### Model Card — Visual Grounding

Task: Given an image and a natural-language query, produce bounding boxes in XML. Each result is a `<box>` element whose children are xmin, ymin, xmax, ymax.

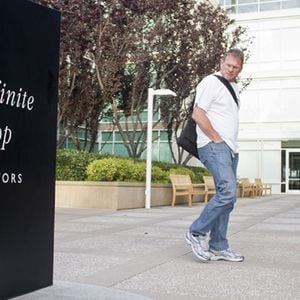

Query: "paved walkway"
<box><xmin>14</xmin><ymin>195</ymin><xmax>300</xmax><ymax>300</ymax></box>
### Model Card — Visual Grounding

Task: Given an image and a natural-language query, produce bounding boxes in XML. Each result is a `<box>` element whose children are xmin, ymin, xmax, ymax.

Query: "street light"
<box><xmin>145</xmin><ymin>88</ymin><xmax>177</xmax><ymax>209</ymax></box>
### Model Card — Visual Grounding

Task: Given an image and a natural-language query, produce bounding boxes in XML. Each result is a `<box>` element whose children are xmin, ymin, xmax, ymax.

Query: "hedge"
<box><xmin>56</xmin><ymin>149</ymin><xmax>209</xmax><ymax>183</ymax></box>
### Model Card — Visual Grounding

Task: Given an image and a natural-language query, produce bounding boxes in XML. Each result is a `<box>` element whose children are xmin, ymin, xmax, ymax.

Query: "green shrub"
<box><xmin>56</xmin><ymin>149</ymin><xmax>99</xmax><ymax>180</ymax></box>
<box><xmin>169</xmin><ymin>167</ymin><xmax>196</xmax><ymax>182</ymax></box>
<box><xmin>86</xmin><ymin>159</ymin><xmax>169</xmax><ymax>183</ymax></box>
<box><xmin>87</xmin><ymin>158</ymin><xmax>139</xmax><ymax>181</ymax></box>
<box><xmin>152</xmin><ymin>161</ymin><xmax>182</xmax><ymax>171</ymax></box>
<box><xmin>188</xmin><ymin>166</ymin><xmax>211</xmax><ymax>183</ymax></box>
<box><xmin>152</xmin><ymin>166</ymin><xmax>169</xmax><ymax>183</ymax></box>
<box><xmin>130</xmin><ymin>162</ymin><xmax>146</xmax><ymax>182</ymax></box>
<box><xmin>153</xmin><ymin>160</ymin><xmax>210</xmax><ymax>183</ymax></box>
<box><xmin>114</xmin><ymin>159</ymin><xmax>135</xmax><ymax>181</ymax></box>
<box><xmin>87</xmin><ymin>158</ymin><xmax>118</xmax><ymax>181</ymax></box>
<box><xmin>56</xmin><ymin>149</ymin><xmax>210</xmax><ymax>184</ymax></box>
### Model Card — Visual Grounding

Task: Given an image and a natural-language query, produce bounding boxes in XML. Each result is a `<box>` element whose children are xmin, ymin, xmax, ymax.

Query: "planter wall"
<box><xmin>55</xmin><ymin>181</ymin><xmax>206</xmax><ymax>209</ymax></box>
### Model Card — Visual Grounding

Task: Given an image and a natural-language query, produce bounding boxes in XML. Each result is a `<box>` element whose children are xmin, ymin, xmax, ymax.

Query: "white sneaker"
<box><xmin>185</xmin><ymin>231</ymin><xmax>211</xmax><ymax>261</ymax></box>
<box><xmin>210</xmin><ymin>248</ymin><xmax>244</xmax><ymax>262</ymax></box>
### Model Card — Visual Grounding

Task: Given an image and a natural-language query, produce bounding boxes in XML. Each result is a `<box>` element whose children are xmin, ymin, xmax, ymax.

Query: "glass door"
<box><xmin>286</xmin><ymin>150</ymin><xmax>300</xmax><ymax>193</ymax></box>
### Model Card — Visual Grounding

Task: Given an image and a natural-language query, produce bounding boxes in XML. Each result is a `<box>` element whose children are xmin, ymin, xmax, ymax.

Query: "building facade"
<box><xmin>219</xmin><ymin>1</ymin><xmax>300</xmax><ymax>193</ymax></box>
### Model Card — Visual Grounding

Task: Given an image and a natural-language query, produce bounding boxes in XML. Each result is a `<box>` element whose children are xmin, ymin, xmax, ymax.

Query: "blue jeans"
<box><xmin>189</xmin><ymin>141</ymin><xmax>239</xmax><ymax>251</ymax></box>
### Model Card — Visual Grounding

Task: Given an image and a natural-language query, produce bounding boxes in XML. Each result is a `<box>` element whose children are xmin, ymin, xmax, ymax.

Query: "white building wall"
<box><xmin>235</xmin><ymin>8</ymin><xmax>300</xmax><ymax>193</ymax></box>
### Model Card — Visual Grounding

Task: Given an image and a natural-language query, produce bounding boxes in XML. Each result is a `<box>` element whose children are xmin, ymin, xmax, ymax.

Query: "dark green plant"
<box><xmin>114</xmin><ymin>159</ymin><xmax>135</xmax><ymax>181</ymax></box>
<box><xmin>56</xmin><ymin>149</ymin><xmax>210</xmax><ymax>183</ymax></box>
<box><xmin>152</xmin><ymin>160</ymin><xmax>209</xmax><ymax>182</ymax></box>
<box><xmin>187</xmin><ymin>166</ymin><xmax>211</xmax><ymax>183</ymax></box>
<box><xmin>152</xmin><ymin>161</ymin><xmax>183</xmax><ymax>171</ymax></box>
<box><xmin>169</xmin><ymin>167</ymin><xmax>196</xmax><ymax>182</ymax></box>
<box><xmin>130</xmin><ymin>162</ymin><xmax>146</xmax><ymax>182</ymax></box>
<box><xmin>86</xmin><ymin>158</ymin><xmax>120</xmax><ymax>181</ymax></box>
<box><xmin>151</xmin><ymin>166</ymin><xmax>169</xmax><ymax>184</ymax></box>
<box><xmin>56</xmin><ymin>149</ymin><xmax>100</xmax><ymax>180</ymax></box>
<box><xmin>86</xmin><ymin>158</ymin><xmax>170</xmax><ymax>183</ymax></box>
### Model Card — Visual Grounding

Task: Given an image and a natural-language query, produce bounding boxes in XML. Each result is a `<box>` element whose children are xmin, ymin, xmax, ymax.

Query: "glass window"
<box><xmin>225</xmin><ymin>5</ymin><xmax>238</xmax><ymax>13</ymax></box>
<box><xmin>221</xmin><ymin>0</ymin><xmax>300</xmax><ymax>13</ymax></box>
<box><xmin>62</xmin><ymin>140</ymin><xmax>67</xmax><ymax>148</ymax></box>
<box><xmin>260</xmin><ymin>2</ymin><xmax>281</xmax><ymax>11</ymax></box>
<box><xmin>74</xmin><ymin>128</ymin><xmax>85</xmax><ymax>139</ymax></box>
<box><xmin>130</xmin><ymin>131</ymin><xmax>146</xmax><ymax>142</ymax></box>
<box><xmin>118</xmin><ymin>114</ymin><xmax>126</xmax><ymax>123</ymax></box>
<box><xmin>152</xmin><ymin>143</ymin><xmax>159</xmax><ymax>161</ymax></box>
<box><xmin>237</xmin><ymin>3</ymin><xmax>258</xmax><ymax>12</ymax></box>
<box><xmin>281</xmin><ymin>150</ymin><xmax>286</xmax><ymax>183</ymax></box>
<box><xmin>152</xmin><ymin>131</ymin><xmax>158</xmax><ymax>139</ymax></box>
<box><xmin>159</xmin><ymin>131</ymin><xmax>170</xmax><ymax>141</ymax></box>
<box><xmin>222</xmin><ymin>0</ymin><xmax>238</xmax><ymax>4</ymax></box>
<box><xmin>140</xmin><ymin>148</ymin><xmax>146</xmax><ymax>160</ymax></box>
<box><xmin>79</xmin><ymin>140</ymin><xmax>89</xmax><ymax>149</ymax></box>
<box><xmin>282</xmin><ymin>140</ymin><xmax>300</xmax><ymax>148</ymax></box>
<box><xmin>288</xmin><ymin>152</ymin><xmax>300</xmax><ymax>190</ymax></box>
<box><xmin>126</xmin><ymin>131</ymin><xmax>134</xmax><ymax>141</ymax></box>
<box><xmin>282</xmin><ymin>0</ymin><xmax>300</xmax><ymax>9</ymax></box>
<box><xmin>65</xmin><ymin>138</ymin><xmax>77</xmax><ymax>150</ymax></box>
<box><xmin>115</xmin><ymin>132</ymin><xmax>124</xmax><ymax>142</ymax></box>
<box><xmin>153</xmin><ymin>112</ymin><xmax>160</xmax><ymax>121</ymax></box>
<box><xmin>159</xmin><ymin>142</ymin><xmax>172</xmax><ymax>162</ymax></box>
<box><xmin>101</xmin><ymin>143</ymin><xmax>113</xmax><ymax>154</ymax></box>
<box><xmin>239</xmin><ymin>0</ymin><xmax>256</xmax><ymax>4</ymax></box>
<box><xmin>90</xmin><ymin>142</ymin><xmax>99</xmax><ymax>153</ymax></box>
<box><xmin>114</xmin><ymin>143</ymin><xmax>128</xmax><ymax>156</ymax></box>
<box><xmin>140</xmin><ymin>111</ymin><xmax>148</xmax><ymax>122</ymax></box>
<box><xmin>100</xmin><ymin>115</ymin><xmax>113</xmax><ymax>123</ymax></box>
<box><xmin>102</xmin><ymin>132</ymin><xmax>113</xmax><ymax>142</ymax></box>
<box><xmin>98</xmin><ymin>129</ymin><xmax>174</xmax><ymax>162</ymax></box>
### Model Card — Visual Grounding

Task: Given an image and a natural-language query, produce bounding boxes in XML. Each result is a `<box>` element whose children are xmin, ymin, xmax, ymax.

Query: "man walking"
<box><xmin>185</xmin><ymin>49</ymin><xmax>244</xmax><ymax>262</ymax></box>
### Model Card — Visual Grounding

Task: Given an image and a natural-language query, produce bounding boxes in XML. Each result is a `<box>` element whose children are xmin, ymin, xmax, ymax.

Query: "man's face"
<box><xmin>220</xmin><ymin>54</ymin><xmax>243</xmax><ymax>82</ymax></box>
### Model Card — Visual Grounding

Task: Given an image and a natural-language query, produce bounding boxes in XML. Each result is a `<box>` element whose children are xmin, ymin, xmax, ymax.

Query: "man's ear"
<box><xmin>220</xmin><ymin>59</ymin><xmax>224</xmax><ymax>68</ymax></box>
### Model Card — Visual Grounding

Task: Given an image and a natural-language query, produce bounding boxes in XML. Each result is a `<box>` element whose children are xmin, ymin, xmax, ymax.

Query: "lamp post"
<box><xmin>145</xmin><ymin>88</ymin><xmax>176</xmax><ymax>209</ymax></box>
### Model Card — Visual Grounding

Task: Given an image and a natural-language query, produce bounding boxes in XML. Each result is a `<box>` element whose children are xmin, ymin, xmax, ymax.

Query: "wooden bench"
<box><xmin>255</xmin><ymin>178</ymin><xmax>272</xmax><ymax>196</ymax></box>
<box><xmin>240</xmin><ymin>178</ymin><xmax>255</xmax><ymax>198</ymax></box>
<box><xmin>169</xmin><ymin>174</ymin><xmax>206</xmax><ymax>207</ymax></box>
<box><xmin>203</xmin><ymin>176</ymin><xmax>216</xmax><ymax>203</ymax></box>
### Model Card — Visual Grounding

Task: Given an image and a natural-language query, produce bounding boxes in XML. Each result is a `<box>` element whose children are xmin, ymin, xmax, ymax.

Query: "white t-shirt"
<box><xmin>194</xmin><ymin>72</ymin><xmax>240</xmax><ymax>153</ymax></box>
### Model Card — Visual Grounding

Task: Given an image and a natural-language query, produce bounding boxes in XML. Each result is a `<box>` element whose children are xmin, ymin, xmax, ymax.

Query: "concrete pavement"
<box><xmin>14</xmin><ymin>194</ymin><xmax>300</xmax><ymax>300</ymax></box>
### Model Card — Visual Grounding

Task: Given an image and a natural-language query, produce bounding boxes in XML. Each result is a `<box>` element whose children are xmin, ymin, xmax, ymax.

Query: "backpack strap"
<box><xmin>214</xmin><ymin>75</ymin><xmax>239</xmax><ymax>107</ymax></box>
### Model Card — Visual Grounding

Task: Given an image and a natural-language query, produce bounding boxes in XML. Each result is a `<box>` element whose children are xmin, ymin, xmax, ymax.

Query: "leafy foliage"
<box><xmin>57</xmin><ymin>149</ymin><xmax>209</xmax><ymax>183</ymax></box>
<box><xmin>130</xmin><ymin>162</ymin><xmax>147</xmax><ymax>182</ymax></box>
<box><xmin>33</xmin><ymin>0</ymin><xmax>112</xmax><ymax>150</ymax></box>
<box><xmin>169</xmin><ymin>167</ymin><xmax>197</xmax><ymax>182</ymax></box>
<box><xmin>33</xmin><ymin>0</ymin><xmax>250</xmax><ymax>162</ymax></box>
<box><xmin>85</xmin><ymin>158</ymin><xmax>170</xmax><ymax>183</ymax></box>
<box><xmin>56</xmin><ymin>149</ymin><xmax>100</xmax><ymax>180</ymax></box>
<box><xmin>86</xmin><ymin>158</ymin><xmax>122</xmax><ymax>181</ymax></box>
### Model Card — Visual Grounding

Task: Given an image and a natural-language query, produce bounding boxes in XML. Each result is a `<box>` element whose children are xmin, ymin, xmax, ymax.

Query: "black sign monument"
<box><xmin>0</xmin><ymin>0</ymin><xmax>60</xmax><ymax>298</ymax></box>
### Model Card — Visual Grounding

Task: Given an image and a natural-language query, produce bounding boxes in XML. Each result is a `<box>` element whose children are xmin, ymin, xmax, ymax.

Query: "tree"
<box><xmin>33</xmin><ymin>0</ymin><xmax>121</xmax><ymax>151</ymax></box>
<box><xmin>98</xmin><ymin>0</ymin><xmax>250</xmax><ymax>163</ymax></box>
<box><xmin>33</xmin><ymin>0</ymin><xmax>250</xmax><ymax>161</ymax></box>
<box><xmin>158</xmin><ymin>2</ymin><xmax>251</xmax><ymax>164</ymax></box>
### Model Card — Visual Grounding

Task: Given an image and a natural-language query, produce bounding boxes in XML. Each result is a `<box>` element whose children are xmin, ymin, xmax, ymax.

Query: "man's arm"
<box><xmin>192</xmin><ymin>105</ymin><xmax>223</xmax><ymax>143</ymax></box>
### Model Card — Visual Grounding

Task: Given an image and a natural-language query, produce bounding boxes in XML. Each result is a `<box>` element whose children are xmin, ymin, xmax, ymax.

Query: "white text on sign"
<box><xmin>0</xmin><ymin>126</ymin><xmax>12</xmax><ymax>150</ymax></box>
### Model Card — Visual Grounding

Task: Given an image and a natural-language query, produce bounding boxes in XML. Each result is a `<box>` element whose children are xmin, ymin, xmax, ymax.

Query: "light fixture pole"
<box><xmin>145</xmin><ymin>88</ymin><xmax>176</xmax><ymax>209</ymax></box>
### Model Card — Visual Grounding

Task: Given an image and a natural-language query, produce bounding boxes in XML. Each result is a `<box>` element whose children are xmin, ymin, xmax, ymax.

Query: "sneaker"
<box><xmin>209</xmin><ymin>248</ymin><xmax>244</xmax><ymax>262</ymax></box>
<box><xmin>185</xmin><ymin>231</ymin><xmax>209</xmax><ymax>250</ymax></box>
<box><xmin>185</xmin><ymin>231</ymin><xmax>211</xmax><ymax>261</ymax></box>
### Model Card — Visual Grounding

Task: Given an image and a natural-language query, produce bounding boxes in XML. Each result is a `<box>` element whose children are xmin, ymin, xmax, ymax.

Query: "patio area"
<box><xmin>15</xmin><ymin>194</ymin><xmax>300</xmax><ymax>300</ymax></box>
